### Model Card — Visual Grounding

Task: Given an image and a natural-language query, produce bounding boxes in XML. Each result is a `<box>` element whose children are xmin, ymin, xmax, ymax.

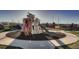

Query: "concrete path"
<box><xmin>0</xmin><ymin>32</ymin><xmax>14</xmax><ymax>45</ymax></box>
<box><xmin>48</xmin><ymin>30</ymin><xmax>79</xmax><ymax>46</ymax></box>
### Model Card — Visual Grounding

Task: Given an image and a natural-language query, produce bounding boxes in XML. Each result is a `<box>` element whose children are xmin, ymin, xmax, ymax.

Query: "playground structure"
<box><xmin>22</xmin><ymin>12</ymin><xmax>43</xmax><ymax>35</ymax></box>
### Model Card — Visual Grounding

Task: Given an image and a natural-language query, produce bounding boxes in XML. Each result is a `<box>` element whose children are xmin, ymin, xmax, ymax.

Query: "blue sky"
<box><xmin>0</xmin><ymin>10</ymin><xmax>79</xmax><ymax>24</ymax></box>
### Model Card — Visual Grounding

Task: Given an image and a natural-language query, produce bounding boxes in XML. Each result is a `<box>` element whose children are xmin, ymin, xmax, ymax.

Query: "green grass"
<box><xmin>0</xmin><ymin>26</ymin><xmax>12</xmax><ymax>33</ymax></box>
<box><xmin>0</xmin><ymin>44</ymin><xmax>8</xmax><ymax>49</ymax></box>
<box><xmin>68</xmin><ymin>31</ymin><xmax>79</xmax><ymax>36</ymax></box>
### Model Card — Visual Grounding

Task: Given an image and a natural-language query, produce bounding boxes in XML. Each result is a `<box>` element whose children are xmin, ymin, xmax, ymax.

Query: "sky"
<box><xmin>0</xmin><ymin>10</ymin><xmax>79</xmax><ymax>24</ymax></box>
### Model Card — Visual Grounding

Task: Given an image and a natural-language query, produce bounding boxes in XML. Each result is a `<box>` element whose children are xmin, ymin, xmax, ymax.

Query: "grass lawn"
<box><xmin>67</xmin><ymin>31</ymin><xmax>79</xmax><ymax>49</ymax></box>
<box><xmin>0</xmin><ymin>44</ymin><xmax>8</xmax><ymax>49</ymax></box>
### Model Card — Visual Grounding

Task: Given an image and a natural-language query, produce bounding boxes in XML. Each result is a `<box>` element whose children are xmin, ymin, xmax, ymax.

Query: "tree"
<box><xmin>46</xmin><ymin>23</ymin><xmax>49</xmax><ymax>27</ymax></box>
<box><xmin>52</xmin><ymin>22</ymin><xmax>56</xmax><ymax>29</ymax></box>
<box><xmin>70</xmin><ymin>23</ymin><xmax>74</xmax><ymax>30</ymax></box>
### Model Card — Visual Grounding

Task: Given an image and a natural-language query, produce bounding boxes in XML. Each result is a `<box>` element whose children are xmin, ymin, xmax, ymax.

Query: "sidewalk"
<box><xmin>48</xmin><ymin>30</ymin><xmax>79</xmax><ymax>46</ymax></box>
<box><xmin>0</xmin><ymin>32</ymin><xmax>15</xmax><ymax>47</ymax></box>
